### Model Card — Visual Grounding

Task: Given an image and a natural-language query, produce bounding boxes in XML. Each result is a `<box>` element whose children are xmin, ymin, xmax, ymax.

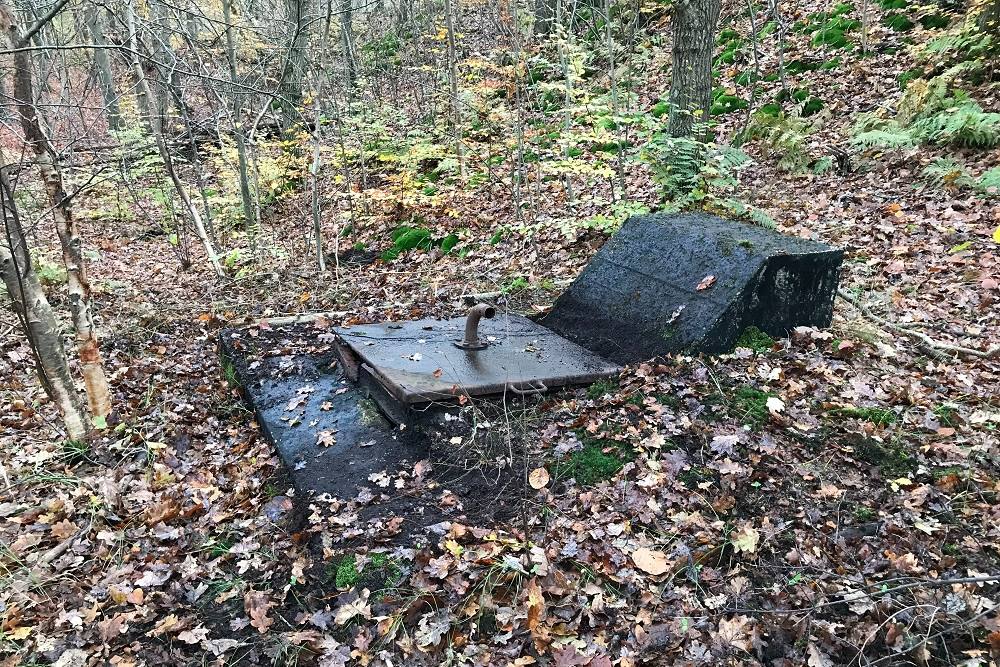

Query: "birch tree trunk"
<box><xmin>668</xmin><ymin>0</ymin><xmax>722</xmax><ymax>137</ymax></box>
<box><xmin>4</xmin><ymin>5</ymin><xmax>112</xmax><ymax>419</ymax></box>
<box><xmin>0</xmin><ymin>153</ymin><xmax>89</xmax><ymax>440</ymax></box>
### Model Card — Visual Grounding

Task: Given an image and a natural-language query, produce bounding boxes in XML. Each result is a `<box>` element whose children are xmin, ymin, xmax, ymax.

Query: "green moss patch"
<box><xmin>828</xmin><ymin>406</ymin><xmax>898</xmax><ymax>426</ymax></box>
<box><xmin>854</xmin><ymin>439</ymin><xmax>916</xmax><ymax>477</ymax></box>
<box><xmin>331</xmin><ymin>553</ymin><xmax>403</xmax><ymax>593</ymax></box>
<box><xmin>557</xmin><ymin>438</ymin><xmax>635</xmax><ymax>486</ymax></box>
<box><xmin>731</xmin><ymin>385</ymin><xmax>774</xmax><ymax>429</ymax></box>
<box><xmin>734</xmin><ymin>326</ymin><xmax>775</xmax><ymax>353</ymax></box>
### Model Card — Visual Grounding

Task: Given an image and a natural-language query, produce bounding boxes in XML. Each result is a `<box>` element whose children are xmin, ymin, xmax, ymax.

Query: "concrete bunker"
<box><xmin>221</xmin><ymin>212</ymin><xmax>843</xmax><ymax>515</ymax></box>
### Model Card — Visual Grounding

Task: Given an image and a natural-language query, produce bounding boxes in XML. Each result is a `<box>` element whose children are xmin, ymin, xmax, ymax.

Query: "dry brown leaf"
<box><xmin>528</xmin><ymin>467</ymin><xmax>550</xmax><ymax>489</ymax></box>
<box><xmin>244</xmin><ymin>590</ymin><xmax>273</xmax><ymax>633</ymax></box>
<box><xmin>631</xmin><ymin>547</ymin><xmax>669</xmax><ymax>575</ymax></box>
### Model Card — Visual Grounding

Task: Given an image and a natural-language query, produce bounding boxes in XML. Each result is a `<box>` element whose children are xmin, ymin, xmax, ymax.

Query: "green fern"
<box><xmin>921</xmin><ymin>157</ymin><xmax>973</xmax><ymax>189</ymax></box>
<box><xmin>740</xmin><ymin>112</ymin><xmax>814</xmax><ymax>172</ymax></box>
<box><xmin>911</xmin><ymin>101</ymin><xmax>1000</xmax><ymax>148</ymax></box>
<box><xmin>851</xmin><ymin>127</ymin><xmax>916</xmax><ymax>149</ymax></box>
<box><xmin>977</xmin><ymin>168</ymin><xmax>1000</xmax><ymax>197</ymax></box>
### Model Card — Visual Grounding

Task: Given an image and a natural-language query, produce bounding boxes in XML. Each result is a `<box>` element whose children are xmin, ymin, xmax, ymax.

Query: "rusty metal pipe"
<box><xmin>454</xmin><ymin>303</ymin><xmax>496</xmax><ymax>350</ymax></box>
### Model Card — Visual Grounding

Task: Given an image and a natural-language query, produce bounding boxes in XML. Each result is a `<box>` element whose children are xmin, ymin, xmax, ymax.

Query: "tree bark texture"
<box><xmin>1</xmin><ymin>163</ymin><xmax>89</xmax><ymax>440</ymax></box>
<box><xmin>668</xmin><ymin>0</ymin><xmax>721</xmax><ymax>137</ymax></box>
<box><xmin>3</xmin><ymin>4</ymin><xmax>112</xmax><ymax>419</ymax></box>
<box><xmin>535</xmin><ymin>0</ymin><xmax>556</xmax><ymax>36</ymax></box>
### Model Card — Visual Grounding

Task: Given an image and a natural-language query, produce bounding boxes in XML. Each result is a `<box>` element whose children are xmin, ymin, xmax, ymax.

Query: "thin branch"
<box><xmin>15</xmin><ymin>0</ymin><xmax>72</xmax><ymax>48</ymax></box>
<box><xmin>838</xmin><ymin>289</ymin><xmax>1000</xmax><ymax>360</ymax></box>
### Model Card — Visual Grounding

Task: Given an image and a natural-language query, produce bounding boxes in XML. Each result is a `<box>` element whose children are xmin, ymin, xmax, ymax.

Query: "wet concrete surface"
<box><xmin>539</xmin><ymin>212</ymin><xmax>844</xmax><ymax>363</ymax></box>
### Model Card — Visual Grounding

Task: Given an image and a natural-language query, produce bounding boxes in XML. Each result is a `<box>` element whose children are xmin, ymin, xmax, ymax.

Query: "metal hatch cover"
<box><xmin>335</xmin><ymin>314</ymin><xmax>621</xmax><ymax>404</ymax></box>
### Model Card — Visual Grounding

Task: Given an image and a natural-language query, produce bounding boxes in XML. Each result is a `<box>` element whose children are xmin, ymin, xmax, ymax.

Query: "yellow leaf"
<box><xmin>731</xmin><ymin>523</ymin><xmax>760</xmax><ymax>554</ymax></box>
<box><xmin>993</xmin><ymin>225</ymin><xmax>1000</xmax><ymax>244</ymax></box>
<box><xmin>444</xmin><ymin>539</ymin><xmax>463</xmax><ymax>556</ymax></box>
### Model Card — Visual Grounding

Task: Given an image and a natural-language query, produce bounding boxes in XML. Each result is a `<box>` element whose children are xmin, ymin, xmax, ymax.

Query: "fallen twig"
<box><xmin>34</xmin><ymin>518</ymin><xmax>93</xmax><ymax>567</ymax></box>
<box><xmin>256</xmin><ymin>311</ymin><xmax>349</xmax><ymax>328</ymax></box>
<box><xmin>722</xmin><ymin>573</ymin><xmax>1000</xmax><ymax>616</ymax></box>
<box><xmin>837</xmin><ymin>290</ymin><xmax>1000</xmax><ymax>360</ymax></box>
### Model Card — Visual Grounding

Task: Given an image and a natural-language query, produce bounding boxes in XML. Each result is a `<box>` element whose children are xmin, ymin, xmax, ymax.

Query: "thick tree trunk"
<box><xmin>82</xmin><ymin>4</ymin><xmax>122</xmax><ymax>132</ymax></box>
<box><xmin>4</xmin><ymin>7</ymin><xmax>112</xmax><ymax>420</ymax></box>
<box><xmin>978</xmin><ymin>0</ymin><xmax>1000</xmax><ymax>37</ymax></box>
<box><xmin>0</xmin><ymin>156</ymin><xmax>89</xmax><ymax>441</ymax></box>
<box><xmin>668</xmin><ymin>0</ymin><xmax>721</xmax><ymax>137</ymax></box>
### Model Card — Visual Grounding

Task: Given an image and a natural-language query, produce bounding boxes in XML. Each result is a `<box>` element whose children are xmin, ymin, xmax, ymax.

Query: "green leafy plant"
<box><xmin>740</xmin><ymin>112</ymin><xmax>816</xmax><ymax>172</ymax></box>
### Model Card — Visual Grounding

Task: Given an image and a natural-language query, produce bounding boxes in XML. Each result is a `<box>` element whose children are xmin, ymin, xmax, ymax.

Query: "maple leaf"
<box><xmin>316</xmin><ymin>430</ymin><xmax>336</xmax><ymax>447</ymax></box>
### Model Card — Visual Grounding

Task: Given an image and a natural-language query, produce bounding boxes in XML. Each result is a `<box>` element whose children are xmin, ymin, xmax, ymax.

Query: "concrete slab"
<box><xmin>539</xmin><ymin>212</ymin><xmax>843</xmax><ymax>363</ymax></box>
<box><xmin>334</xmin><ymin>313</ymin><xmax>621</xmax><ymax>405</ymax></box>
<box><xmin>219</xmin><ymin>330</ymin><xmax>427</xmax><ymax>500</ymax></box>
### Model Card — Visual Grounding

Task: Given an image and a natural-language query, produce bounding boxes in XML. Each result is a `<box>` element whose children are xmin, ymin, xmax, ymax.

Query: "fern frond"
<box><xmin>977</xmin><ymin>167</ymin><xmax>1000</xmax><ymax>197</ymax></box>
<box><xmin>851</xmin><ymin>127</ymin><xmax>916</xmax><ymax>149</ymax></box>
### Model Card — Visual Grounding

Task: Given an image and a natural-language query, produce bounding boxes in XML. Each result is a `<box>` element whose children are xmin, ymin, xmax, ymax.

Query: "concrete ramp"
<box><xmin>538</xmin><ymin>213</ymin><xmax>844</xmax><ymax>364</ymax></box>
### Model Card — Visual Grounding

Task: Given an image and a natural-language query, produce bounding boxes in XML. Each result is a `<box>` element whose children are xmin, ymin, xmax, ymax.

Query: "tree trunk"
<box><xmin>535</xmin><ymin>0</ymin><xmax>556</xmax><ymax>36</ymax></box>
<box><xmin>668</xmin><ymin>0</ymin><xmax>721</xmax><ymax>137</ymax></box>
<box><xmin>978</xmin><ymin>0</ymin><xmax>1000</xmax><ymax>37</ymax></box>
<box><xmin>341</xmin><ymin>0</ymin><xmax>357</xmax><ymax>90</ymax></box>
<box><xmin>0</xmin><ymin>154</ymin><xmax>89</xmax><ymax>440</ymax></box>
<box><xmin>4</xmin><ymin>5</ymin><xmax>113</xmax><ymax>420</ymax></box>
<box><xmin>82</xmin><ymin>4</ymin><xmax>122</xmax><ymax>132</ymax></box>
<box><xmin>444</xmin><ymin>0</ymin><xmax>465</xmax><ymax>177</ymax></box>
<box><xmin>222</xmin><ymin>0</ymin><xmax>257</xmax><ymax>246</ymax></box>
<box><xmin>279</xmin><ymin>0</ymin><xmax>308</xmax><ymax>125</ymax></box>
<box><xmin>126</xmin><ymin>0</ymin><xmax>225</xmax><ymax>277</ymax></box>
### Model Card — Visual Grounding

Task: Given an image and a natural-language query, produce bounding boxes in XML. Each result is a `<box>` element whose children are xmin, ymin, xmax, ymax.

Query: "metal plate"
<box><xmin>335</xmin><ymin>314</ymin><xmax>621</xmax><ymax>404</ymax></box>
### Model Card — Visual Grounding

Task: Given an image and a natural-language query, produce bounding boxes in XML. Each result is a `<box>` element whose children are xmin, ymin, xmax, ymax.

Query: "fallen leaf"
<box><xmin>528</xmin><ymin>467</ymin><xmax>550</xmax><ymax>489</ymax></box>
<box><xmin>632</xmin><ymin>547</ymin><xmax>669</xmax><ymax>575</ymax></box>
<box><xmin>731</xmin><ymin>523</ymin><xmax>760</xmax><ymax>554</ymax></box>
<box><xmin>244</xmin><ymin>590</ymin><xmax>273</xmax><ymax>633</ymax></box>
<box><xmin>696</xmin><ymin>275</ymin><xmax>716</xmax><ymax>290</ymax></box>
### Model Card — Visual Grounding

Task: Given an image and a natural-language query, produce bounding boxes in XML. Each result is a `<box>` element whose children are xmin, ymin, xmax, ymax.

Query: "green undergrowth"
<box><xmin>557</xmin><ymin>436</ymin><xmax>636</xmax><ymax>486</ymax></box>
<box><xmin>828</xmin><ymin>406</ymin><xmax>899</xmax><ymax>426</ymax></box>
<box><xmin>331</xmin><ymin>553</ymin><xmax>404</xmax><ymax>594</ymax></box>
<box><xmin>730</xmin><ymin>385</ymin><xmax>774</xmax><ymax>429</ymax></box>
<box><xmin>380</xmin><ymin>224</ymin><xmax>460</xmax><ymax>262</ymax></box>
<box><xmin>733</xmin><ymin>326</ymin><xmax>775</xmax><ymax>353</ymax></box>
<box><xmin>854</xmin><ymin>438</ymin><xmax>916</xmax><ymax>477</ymax></box>
<box><xmin>586</xmin><ymin>379</ymin><xmax>618</xmax><ymax>399</ymax></box>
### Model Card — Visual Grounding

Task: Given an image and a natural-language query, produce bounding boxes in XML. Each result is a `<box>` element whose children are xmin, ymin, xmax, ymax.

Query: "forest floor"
<box><xmin>2</xmin><ymin>1</ymin><xmax>1000</xmax><ymax>666</ymax></box>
